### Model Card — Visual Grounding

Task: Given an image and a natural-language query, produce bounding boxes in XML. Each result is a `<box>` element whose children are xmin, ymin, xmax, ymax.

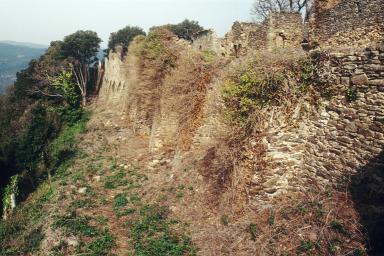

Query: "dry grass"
<box><xmin>161</xmin><ymin>50</ymin><xmax>219</xmax><ymax>151</ymax></box>
<box><xmin>131</xmin><ymin>28</ymin><xmax>180</xmax><ymax>130</ymax></box>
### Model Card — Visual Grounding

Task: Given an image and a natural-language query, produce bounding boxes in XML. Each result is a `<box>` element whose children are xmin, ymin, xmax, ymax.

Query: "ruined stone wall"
<box><xmin>223</xmin><ymin>22</ymin><xmax>267</xmax><ymax>55</ymax></box>
<box><xmin>223</xmin><ymin>12</ymin><xmax>304</xmax><ymax>57</ymax></box>
<box><xmin>223</xmin><ymin>22</ymin><xmax>267</xmax><ymax>56</ymax></box>
<box><xmin>98</xmin><ymin>41</ymin><xmax>151</xmax><ymax>133</ymax></box>
<box><xmin>98</xmin><ymin>46</ymin><xmax>130</xmax><ymax>112</ymax></box>
<box><xmin>266</xmin><ymin>12</ymin><xmax>304</xmax><ymax>50</ymax></box>
<box><xmin>303</xmin><ymin>46</ymin><xmax>384</xmax><ymax>183</ymax></box>
<box><xmin>98</xmin><ymin>29</ymin><xmax>384</xmax><ymax>208</ymax></box>
<box><xmin>250</xmin><ymin>46</ymin><xmax>384</xmax><ymax>202</ymax></box>
<box><xmin>309</xmin><ymin>0</ymin><xmax>384</xmax><ymax>48</ymax></box>
<box><xmin>191</xmin><ymin>30</ymin><xmax>224</xmax><ymax>55</ymax></box>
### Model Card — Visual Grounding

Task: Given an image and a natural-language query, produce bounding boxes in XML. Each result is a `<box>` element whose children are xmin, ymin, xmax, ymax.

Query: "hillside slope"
<box><xmin>1</xmin><ymin>31</ymin><xmax>383</xmax><ymax>255</ymax></box>
<box><xmin>0</xmin><ymin>42</ymin><xmax>46</xmax><ymax>93</ymax></box>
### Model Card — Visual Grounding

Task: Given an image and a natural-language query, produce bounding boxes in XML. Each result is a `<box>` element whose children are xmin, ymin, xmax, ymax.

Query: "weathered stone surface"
<box><xmin>309</xmin><ymin>0</ymin><xmax>384</xmax><ymax>48</ymax></box>
<box><xmin>368</xmin><ymin>79</ymin><xmax>384</xmax><ymax>86</ymax></box>
<box><xmin>199</xmin><ymin>12</ymin><xmax>304</xmax><ymax>57</ymax></box>
<box><xmin>340</xmin><ymin>77</ymin><xmax>350</xmax><ymax>85</ymax></box>
<box><xmin>364</xmin><ymin>64</ymin><xmax>384</xmax><ymax>72</ymax></box>
<box><xmin>351</xmin><ymin>74</ymin><xmax>369</xmax><ymax>85</ymax></box>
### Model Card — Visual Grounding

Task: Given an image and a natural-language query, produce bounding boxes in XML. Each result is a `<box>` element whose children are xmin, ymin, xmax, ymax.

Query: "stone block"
<box><xmin>345</xmin><ymin>122</ymin><xmax>357</xmax><ymax>133</ymax></box>
<box><xmin>344</xmin><ymin>64</ymin><xmax>357</xmax><ymax>70</ymax></box>
<box><xmin>340</xmin><ymin>77</ymin><xmax>350</xmax><ymax>86</ymax></box>
<box><xmin>346</xmin><ymin>55</ymin><xmax>358</xmax><ymax>61</ymax></box>
<box><xmin>351</xmin><ymin>74</ymin><xmax>369</xmax><ymax>85</ymax></box>
<box><xmin>364</xmin><ymin>64</ymin><xmax>384</xmax><ymax>72</ymax></box>
<box><xmin>368</xmin><ymin>79</ymin><xmax>384</xmax><ymax>86</ymax></box>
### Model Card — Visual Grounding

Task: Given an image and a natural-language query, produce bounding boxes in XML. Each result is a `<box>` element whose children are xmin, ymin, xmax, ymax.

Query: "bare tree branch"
<box><xmin>29</xmin><ymin>88</ymin><xmax>65</xmax><ymax>99</ymax></box>
<box><xmin>251</xmin><ymin>0</ymin><xmax>313</xmax><ymax>22</ymax></box>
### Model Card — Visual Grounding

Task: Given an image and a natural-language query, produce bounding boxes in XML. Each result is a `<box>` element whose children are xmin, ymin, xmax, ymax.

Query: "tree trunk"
<box><xmin>82</xmin><ymin>94</ymin><xmax>87</xmax><ymax>106</ymax></box>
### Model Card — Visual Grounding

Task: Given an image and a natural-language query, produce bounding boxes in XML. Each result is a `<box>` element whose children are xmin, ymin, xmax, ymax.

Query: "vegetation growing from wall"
<box><xmin>161</xmin><ymin>49</ymin><xmax>219</xmax><ymax>151</ymax></box>
<box><xmin>129</xmin><ymin>28</ymin><xmax>179</xmax><ymax>128</ymax></box>
<box><xmin>140</xmin><ymin>29</ymin><xmax>178</xmax><ymax>74</ymax></box>
<box><xmin>222</xmin><ymin>50</ymin><xmax>316</xmax><ymax>130</ymax></box>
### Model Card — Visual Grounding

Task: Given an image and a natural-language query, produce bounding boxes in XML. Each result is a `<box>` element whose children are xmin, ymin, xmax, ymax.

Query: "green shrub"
<box><xmin>49</xmin><ymin>111</ymin><xmax>89</xmax><ymax>168</ymax></box>
<box><xmin>53</xmin><ymin>213</ymin><xmax>97</xmax><ymax>237</ymax></box>
<box><xmin>249</xmin><ymin>223</ymin><xmax>257</xmax><ymax>241</ymax></box>
<box><xmin>346</xmin><ymin>87</ymin><xmax>358</xmax><ymax>102</ymax></box>
<box><xmin>222</xmin><ymin>71</ymin><xmax>283</xmax><ymax>124</ymax></box>
<box><xmin>221</xmin><ymin>53</ymin><xmax>315</xmax><ymax>128</ymax></box>
<box><xmin>299</xmin><ymin>240</ymin><xmax>314</xmax><ymax>252</ymax></box>
<box><xmin>108</xmin><ymin>26</ymin><xmax>146</xmax><ymax>53</ymax></box>
<box><xmin>130</xmin><ymin>205</ymin><xmax>197</xmax><ymax>256</ymax></box>
<box><xmin>150</xmin><ymin>19</ymin><xmax>203</xmax><ymax>41</ymax></box>
<box><xmin>86</xmin><ymin>231</ymin><xmax>115</xmax><ymax>255</ymax></box>
<box><xmin>114</xmin><ymin>193</ymin><xmax>128</xmax><ymax>208</ymax></box>
<box><xmin>142</xmin><ymin>30</ymin><xmax>177</xmax><ymax>72</ymax></box>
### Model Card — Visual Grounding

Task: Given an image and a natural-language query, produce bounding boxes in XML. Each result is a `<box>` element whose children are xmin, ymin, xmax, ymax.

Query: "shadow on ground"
<box><xmin>350</xmin><ymin>150</ymin><xmax>384</xmax><ymax>255</ymax></box>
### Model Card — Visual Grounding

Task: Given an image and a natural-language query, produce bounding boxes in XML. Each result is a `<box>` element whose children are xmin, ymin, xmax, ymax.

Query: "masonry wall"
<box><xmin>223</xmin><ymin>12</ymin><xmax>304</xmax><ymax>57</ymax></box>
<box><xmin>222</xmin><ymin>22</ymin><xmax>266</xmax><ymax>56</ymax></box>
<box><xmin>191</xmin><ymin>30</ymin><xmax>224</xmax><ymax>55</ymax></box>
<box><xmin>98</xmin><ymin>47</ymin><xmax>130</xmax><ymax>111</ymax></box>
<box><xmin>266</xmin><ymin>12</ymin><xmax>304</xmax><ymax>49</ymax></box>
<box><xmin>304</xmin><ymin>46</ymin><xmax>384</xmax><ymax>182</ymax></box>
<box><xmin>249</xmin><ymin>45</ymin><xmax>384</xmax><ymax>202</ymax></box>
<box><xmin>309</xmin><ymin>0</ymin><xmax>384</xmax><ymax>48</ymax></box>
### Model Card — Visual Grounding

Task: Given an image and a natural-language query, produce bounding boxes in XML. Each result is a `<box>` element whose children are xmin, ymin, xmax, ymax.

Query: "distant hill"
<box><xmin>0</xmin><ymin>40</ymin><xmax>47</xmax><ymax>49</ymax></box>
<box><xmin>0</xmin><ymin>41</ymin><xmax>46</xmax><ymax>93</ymax></box>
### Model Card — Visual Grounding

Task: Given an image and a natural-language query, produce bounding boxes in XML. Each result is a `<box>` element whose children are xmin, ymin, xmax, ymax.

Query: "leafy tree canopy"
<box><xmin>151</xmin><ymin>19</ymin><xmax>204</xmax><ymax>41</ymax></box>
<box><xmin>108</xmin><ymin>26</ymin><xmax>146</xmax><ymax>53</ymax></box>
<box><xmin>61</xmin><ymin>30</ymin><xmax>102</xmax><ymax>64</ymax></box>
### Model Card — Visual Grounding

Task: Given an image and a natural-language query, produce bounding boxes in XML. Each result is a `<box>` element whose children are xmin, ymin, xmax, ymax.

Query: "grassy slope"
<box><xmin>0</xmin><ymin>107</ymin><xmax>197</xmax><ymax>256</ymax></box>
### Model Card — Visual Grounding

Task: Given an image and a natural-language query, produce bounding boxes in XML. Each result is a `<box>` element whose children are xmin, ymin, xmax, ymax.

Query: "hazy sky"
<box><xmin>0</xmin><ymin>0</ymin><xmax>254</xmax><ymax>48</ymax></box>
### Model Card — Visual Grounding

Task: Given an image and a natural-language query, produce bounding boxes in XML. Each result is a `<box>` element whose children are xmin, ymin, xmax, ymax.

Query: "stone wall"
<box><xmin>309</xmin><ymin>0</ymin><xmax>384</xmax><ymax>48</ymax></box>
<box><xmin>223</xmin><ymin>12</ymin><xmax>304</xmax><ymax>57</ymax></box>
<box><xmin>98</xmin><ymin>46</ymin><xmax>130</xmax><ymax>111</ymax></box>
<box><xmin>249</xmin><ymin>45</ymin><xmax>384</xmax><ymax>202</ymax></box>
<box><xmin>191</xmin><ymin>30</ymin><xmax>224</xmax><ymax>55</ymax></box>
<box><xmin>223</xmin><ymin>22</ymin><xmax>266</xmax><ymax>56</ymax></box>
<box><xmin>98</xmin><ymin>28</ymin><xmax>384</xmax><ymax>209</ymax></box>
<box><xmin>304</xmin><ymin>46</ymin><xmax>384</xmax><ymax>183</ymax></box>
<box><xmin>266</xmin><ymin>12</ymin><xmax>304</xmax><ymax>50</ymax></box>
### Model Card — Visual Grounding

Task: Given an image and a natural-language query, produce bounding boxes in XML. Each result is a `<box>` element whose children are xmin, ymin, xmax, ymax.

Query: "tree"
<box><xmin>108</xmin><ymin>26</ymin><xmax>146</xmax><ymax>53</ymax></box>
<box><xmin>61</xmin><ymin>30</ymin><xmax>101</xmax><ymax>64</ymax></box>
<box><xmin>61</xmin><ymin>30</ymin><xmax>101</xmax><ymax>106</ymax></box>
<box><xmin>251</xmin><ymin>0</ymin><xmax>313</xmax><ymax>22</ymax></box>
<box><xmin>151</xmin><ymin>19</ymin><xmax>204</xmax><ymax>41</ymax></box>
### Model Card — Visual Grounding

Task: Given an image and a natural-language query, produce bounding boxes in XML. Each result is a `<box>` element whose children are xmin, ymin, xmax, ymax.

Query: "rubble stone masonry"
<box><xmin>309</xmin><ymin>0</ymin><xmax>384</xmax><ymax>48</ymax></box>
<box><xmin>249</xmin><ymin>45</ymin><xmax>384</xmax><ymax>202</ymax></box>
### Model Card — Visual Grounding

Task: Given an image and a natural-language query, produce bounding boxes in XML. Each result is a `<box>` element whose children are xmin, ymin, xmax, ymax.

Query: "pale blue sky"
<box><xmin>0</xmin><ymin>0</ymin><xmax>254</xmax><ymax>48</ymax></box>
